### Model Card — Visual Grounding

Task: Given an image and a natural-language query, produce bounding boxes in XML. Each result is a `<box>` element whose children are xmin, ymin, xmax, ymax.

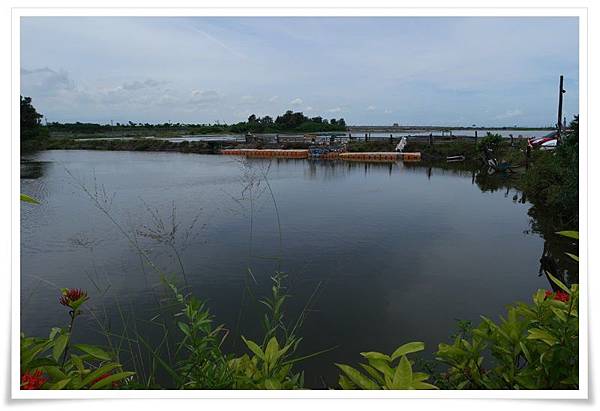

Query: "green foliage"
<box><xmin>21</xmin><ymin>331</ymin><xmax>133</xmax><ymax>389</ymax></box>
<box><xmin>20</xmin><ymin>95</ymin><xmax>43</xmax><ymax>140</ymax></box>
<box><xmin>146</xmin><ymin>274</ymin><xmax>309</xmax><ymax>390</ymax></box>
<box><xmin>435</xmin><ymin>276</ymin><xmax>578</xmax><ymax>389</ymax></box>
<box><xmin>167</xmin><ymin>282</ymin><xmax>234</xmax><ymax>389</ymax></box>
<box><xmin>476</xmin><ymin>132</ymin><xmax>503</xmax><ymax>151</ymax></box>
<box><xmin>20</xmin><ymin>194</ymin><xmax>40</xmax><ymax>204</ymax></box>
<box><xmin>228</xmin><ymin>336</ymin><xmax>303</xmax><ymax>389</ymax></box>
<box><xmin>21</xmin><ymin>96</ymin><xmax>49</xmax><ymax>152</ymax></box>
<box><xmin>20</xmin><ymin>292</ymin><xmax>134</xmax><ymax>390</ymax></box>
<box><xmin>46</xmin><ymin>111</ymin><xmax>346</xmax><ymax>137</ymax></box>
<box><xmin>227</xmin><ymin>272</ymin><xmax>309</xmax><ymax>389</ymax></box>
<box><xmin>521</xmin><ymin>116</ymin><xmax>578</xmax><ymax>227</ymax></box>
<box><xmin>335</xmin><ymin>342</ymin><xmax>438</xmax><ymax>390</ymax></box>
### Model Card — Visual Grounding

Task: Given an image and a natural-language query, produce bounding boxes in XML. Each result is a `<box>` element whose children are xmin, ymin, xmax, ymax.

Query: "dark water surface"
<box><xmin>21</xmin><ymin>150</ymin><xmax>559</xmax><ymax>388</ymax></box>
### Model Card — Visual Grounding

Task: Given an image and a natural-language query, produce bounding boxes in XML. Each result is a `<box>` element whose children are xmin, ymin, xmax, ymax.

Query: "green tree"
<box><xmin>20</xmin><ymin>96</ymin><xmax>49</xmax><ymax>152</ymax></box>
<box><xmin>20</xmin><ymin>95</ymin><xmax>43</xmax><ymax>141</ymax></box>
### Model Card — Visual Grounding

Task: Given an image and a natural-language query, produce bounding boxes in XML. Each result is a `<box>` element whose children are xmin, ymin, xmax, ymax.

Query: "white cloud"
<box><xmin>190</xmin><ymin>89</ymin><xmax>220</xmax><ymax>104</ymax></box>
<box><xmin>305</xmin><ymin>106</ymin><xmax>313</xmax><ymax>111</ymax></box>
<box><xmin>327</xmin><ymin>107</ymin><xmax>342</xmax><ymax>113</ymax></box>
<box><xmin>122</xmin><ymin>78</ymin><xmax>164</xmax><ymax>91</ymax></box>
<box><xmin>21</xmin><ymin>67</ymin><xmax>74</xmax><ymax>96</ymax></box>
<box><xmin>367</xmin><ymin>105</ymin><xmax>376</xmax><ymax>111</ymax></box>
<box><xmin>19</xmin><ymin>17</ymin><xmax>578</xmax><ymax>125</ymax></box>
<box><xmin>495</xmin><ymin>109</ymin><xmax>524</xmax><ymax>120</ymax></box>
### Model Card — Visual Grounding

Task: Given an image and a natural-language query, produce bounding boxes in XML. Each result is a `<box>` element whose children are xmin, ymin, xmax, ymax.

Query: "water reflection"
<box><xmin>406</xmin><ymin>160</ymin><xmax>578</xmax><ymax>289</ymax></box>
<box><xmin>20</xmin><ymin>151</ymin><xmax>577</xmax><ymax>388</ymax></box>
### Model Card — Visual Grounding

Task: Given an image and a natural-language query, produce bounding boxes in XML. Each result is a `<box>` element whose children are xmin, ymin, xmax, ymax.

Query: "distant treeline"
<box><xmin>47</xmin><ymin>111</ymin><xmax>348</xmax><ymax>135</ymax></box>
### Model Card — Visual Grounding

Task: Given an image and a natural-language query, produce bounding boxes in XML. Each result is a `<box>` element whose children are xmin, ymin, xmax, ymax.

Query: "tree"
<box><xmin>20</xmin><ymin>95</ymin><xmax>43</xmax><ymax>141</ymax></box>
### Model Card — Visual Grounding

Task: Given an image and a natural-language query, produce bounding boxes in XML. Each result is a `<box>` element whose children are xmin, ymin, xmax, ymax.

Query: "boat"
<box><xmin>446</xmin><ymin>155</ymin><xmax>465</xmax><ymax>163</ymax></box>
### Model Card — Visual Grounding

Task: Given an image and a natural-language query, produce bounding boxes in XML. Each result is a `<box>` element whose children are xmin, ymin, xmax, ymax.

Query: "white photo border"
<box><xmin>11</xmin><ymin>6</ymin><xmax>589</xmax><ymax>400</ymax></box>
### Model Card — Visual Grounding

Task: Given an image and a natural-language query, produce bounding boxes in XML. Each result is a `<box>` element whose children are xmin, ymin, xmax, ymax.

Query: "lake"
<box><xmin>20</xmin><ymin>150</ymin><xmax>569</xmax><ymax>388</ymax></box>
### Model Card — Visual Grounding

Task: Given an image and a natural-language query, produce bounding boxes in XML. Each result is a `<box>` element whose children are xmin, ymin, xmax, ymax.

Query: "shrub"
<box><xmin>435</xmin><ymin>276</ymin><xmax>578</xmax><ymax>389</ymax></box>
<box><xmin>476</xmin><ymin>132</ymin><xmax>503</xmax><ymax>151</ymax></box>
<box><xmin>335</xmin><ymin>342</ymin><xmax>437</xmax><ymax>389</ymax></box>
<box><xmin>20</xmin><ymin>288</ymin><xmax>134</xmax><ymax>390</ymax></box>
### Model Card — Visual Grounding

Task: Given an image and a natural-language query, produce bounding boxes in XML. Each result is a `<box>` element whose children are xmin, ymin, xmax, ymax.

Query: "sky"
<box><xmin>20</xmin><ymin>16</ymin><xmax>579</xmax><ymax>127</ymax></box>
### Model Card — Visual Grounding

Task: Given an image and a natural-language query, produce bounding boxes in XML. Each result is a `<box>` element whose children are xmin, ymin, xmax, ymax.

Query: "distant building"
<box><xmin>393</xmin><ymin>123</ymin><xmax>399</xmax><ymax>127</ymax></box>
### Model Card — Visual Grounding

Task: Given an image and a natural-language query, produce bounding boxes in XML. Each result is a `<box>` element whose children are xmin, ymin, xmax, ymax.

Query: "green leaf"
<box><xmin>26</xmin><ymin>357</ymin><xmax>58</xmax><ymax>369</ymax></box>
<box><xmin>70</xmin><ymin>354</ymin><xmax>84</xmax><ymax>373</ymax></box>
<box><xmin>360</xmin><ymin>351</ymin><xmax>391</xmax><ymax>362</ymax></box>
<box><xmin>264</xmin><ymin>378</ymin><xmax>282</xmax><ymax>389</ymax></box>
<box><xmin>20</xmin><ymin>194</ymin><xmax>40</xmax><ymax>204</ymax></box>
<box><xmin>565</xmin><ymin>252</ymin><xmax>579</xmax><ymax>262</ymax></box>
<box><xmin>556</xmin><ymin>230</ymin><xmax>578</xmax><ymax>240</ymax></box>
<box><xmin>527</xmin><ymin>328</ymin><xmax>558</xmax><ymax>346</ymax></box>
<box><xmin>546</xmin><ymin>273</ymin><xmax>570</xmax><ymax>294</ymax></box>
<box><xmin>73</xmin><ymin>344</ymin><xmax>111</xmax><ymax>361</ymax></box>
<box><xmin>21</xmin><ymin>340</ymin><xmax>52</xmax><ymax>366</ymax></box>
<box><xmin>338</xmin><ymin>374</ymin><xmax>355</xmax><ymax>390</ymax></box>
<box><xmin>264</xmin><ymin>336</ymin><xmax>280</xmax><ymax>364</ymax></box>
<box><xmin>78</xmin><ymin>363</ymin><xmax>122</xmax><ymax>388</ymax></box>
<box><xmin>519</xmin><ymin>342</ymin><xmax>532</xmax><ymax>364</ymax></box>
<box><xmin>177</xmin><ymin>321</ymin><xmax>190</xmax><ymax>336</ymax></box>
<box><xmin>359</xmin><ymin>363</ymin><xmax>385</xmax><ymax>385</ymax></box>
<box><xmin>412</xmin><ymin>381</ymin><xmax>439</xmax><ymax>390</ymax></box>
<box><xmin>52</xmin><ymin>334</ymin><xmax>69</xmax><ymax>362</ymax></box>
<box><xmin>391</xmin><ymin>355</ymin><xmax>412</xmax><ymax>389</ymax></box>
<box><xmin>242</xmin><ymin>336</ymin><xmax>265</xmax><ymax>360</ymax></box>
<box><xmin>367</xmin><ymin>358</ymin><xmax>394</xmax><ymax>379</ymax></box>
<box><xmin>552</xmin><ymin>307</ymin><xmax>568</xmax><ymax>322</ymax></box>
<box><xmin>43</xmin><ymin>366</ymin><xmax>68</xmax><ymax>381</ymax></box>
<box><xmin>412</xmin><ymin>372</ymin><xmax>430</xmax><ymax>382</ymax></box>
<box><xmin>335</xmin><ymin>364</ymin><xmax>380</xmax><ymax>390</ymax></box>
<box><xmin>391</xmin><ymin>342</ymin><xmax>425</xmax><ymax>360</ymax></box>
<box><xmin>49</xmin><ymin>378</ymin><xmax>72</xmax><ymax>390</ymax></box>
<box><xmin>89</xmin><ymin>371</ymin><xmax>135</xmax><ymax>389</ymax></box>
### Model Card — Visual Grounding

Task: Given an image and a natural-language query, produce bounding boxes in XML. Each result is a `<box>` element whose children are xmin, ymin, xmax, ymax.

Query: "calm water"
<box><xmin>21</xmin><ymin>150</ymin><xmax>560</xmax><ymax>388</ymax></box>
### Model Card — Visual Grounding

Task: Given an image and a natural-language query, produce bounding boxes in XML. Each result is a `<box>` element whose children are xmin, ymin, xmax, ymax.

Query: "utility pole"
<box><xmin>557</xmin><ymin>75</ymin><xmax>566</xmax><ymax>142</ymax></box>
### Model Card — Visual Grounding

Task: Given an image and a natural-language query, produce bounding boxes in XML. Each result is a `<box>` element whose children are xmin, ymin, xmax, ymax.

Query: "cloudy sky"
<box><xmin>20</xmin><ymin>16</ymin><xmax>579</xmax><ymax>126</ymax></box>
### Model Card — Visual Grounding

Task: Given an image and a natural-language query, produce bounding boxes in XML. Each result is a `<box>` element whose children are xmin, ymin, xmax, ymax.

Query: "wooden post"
<box><xmin>557</xmin><ymin>75</ymin><xmax>565</xmax><ymax>142</ymax></box>
<box><xmin>429</xmin><ymin>133</ymin><xmax>433</xmax><ymax>147</ymax></box>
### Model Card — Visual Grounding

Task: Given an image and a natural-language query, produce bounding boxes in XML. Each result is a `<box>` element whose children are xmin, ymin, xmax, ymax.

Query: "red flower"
<box><xmin>544</xmin><ymin>290</ymin><xmax>570</xmax><ymax>302</ymax></box>
<box><xmin>21</xmin><ymin>369</ymin><xmax>47</xmax><ymax>390</ymax></box>
<box><xmin>91</xmin><ymin>373</ymin><xmax>119</xmax><ymax>388</ymax></box>
<box><xmin>555</xmin><ymin>290</ymin><xmax>570</xmax><ymax>302</ymax></box>
<box><xmin>59</xmin><ymin>288</ymin><xmax>88</xmax><ymax>308</ymax></box>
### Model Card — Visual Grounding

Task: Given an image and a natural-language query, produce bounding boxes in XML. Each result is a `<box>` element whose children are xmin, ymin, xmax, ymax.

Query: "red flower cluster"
<box><xmin>21</xmin><ymin>369</ymin><xmax>47</xmax><ymax>390</ymax></box>
<box><xmin>544</xmin><ymin>290</ymin><xmax>570</xmax><ymax>303</ymax></box>
<box><xmin>91</xmin><ymin>373</ymin><xmax>119</xmax><ymax>388</ymax></box>
<box><xmin>59</xmin><ymin>288</ymin><xmax>88</xmax><ymax>307</ymax></box>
